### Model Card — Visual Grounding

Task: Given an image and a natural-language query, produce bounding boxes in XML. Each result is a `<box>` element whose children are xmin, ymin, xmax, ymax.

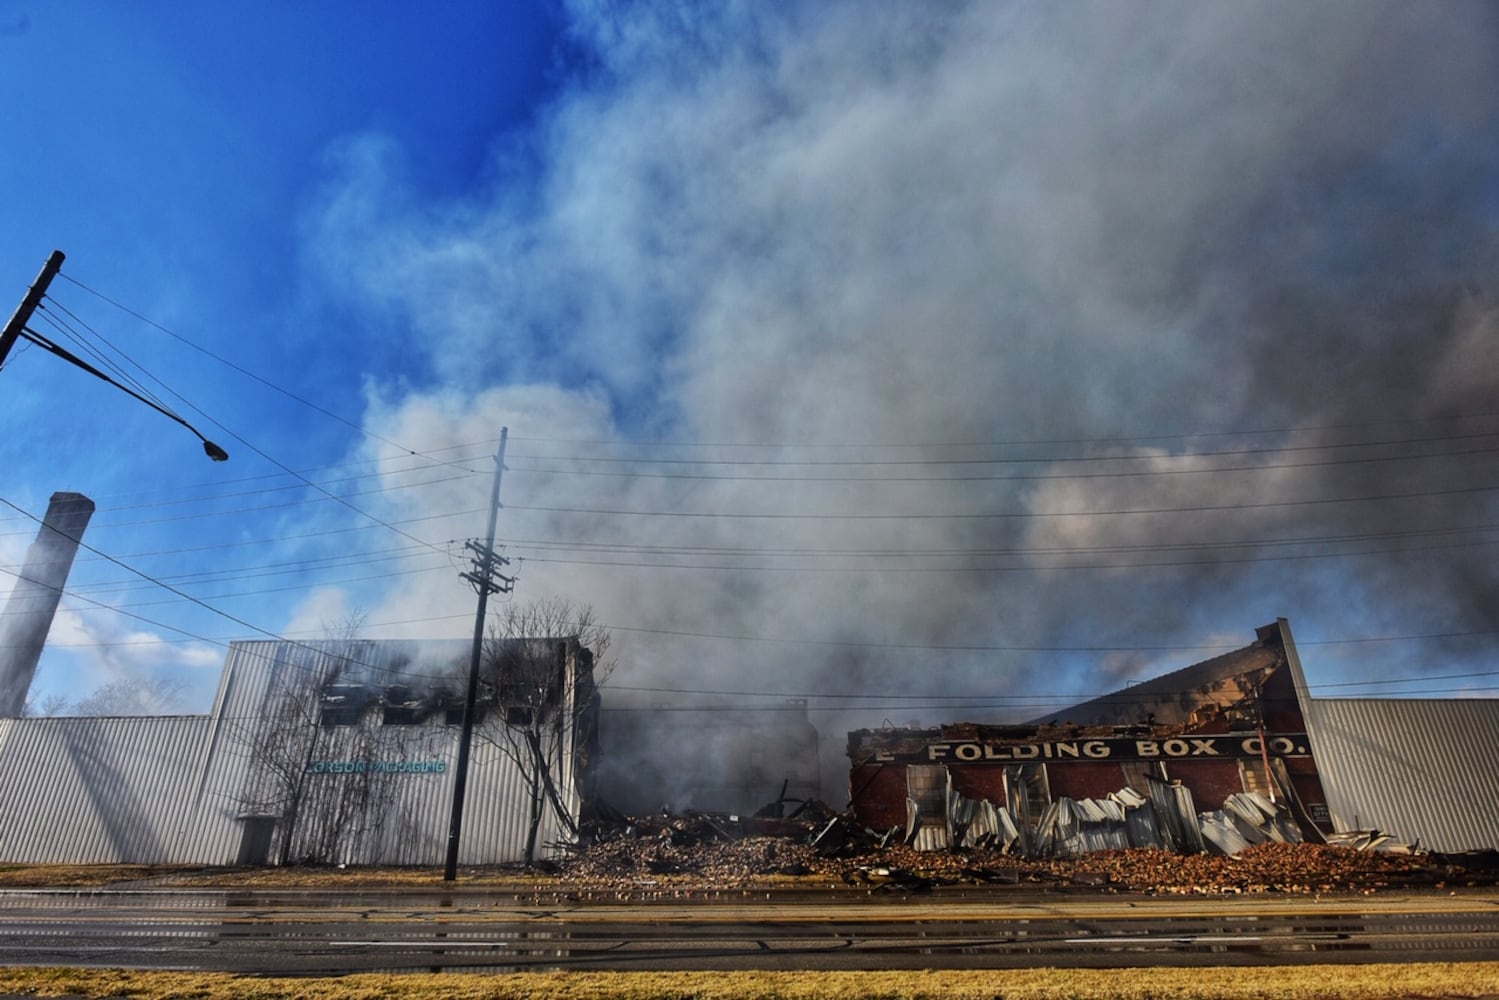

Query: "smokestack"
<box><xmin>0</xmin><ymin>492</ymin><xmax>95</xmax><ymax>716</ymax></box>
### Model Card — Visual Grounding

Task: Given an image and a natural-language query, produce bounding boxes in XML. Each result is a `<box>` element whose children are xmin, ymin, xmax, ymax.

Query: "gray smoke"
<box><xmin>308</xmin><ymin>1</ymin><xmax>1499</xmax><ymax>803</ymax></box>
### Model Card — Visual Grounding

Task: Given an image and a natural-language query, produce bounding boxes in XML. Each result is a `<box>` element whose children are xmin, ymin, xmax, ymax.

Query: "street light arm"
<box><xmin>17</xmin><ymin>327</ymin><xmax>229</xmax><ymax>461</ymax></box>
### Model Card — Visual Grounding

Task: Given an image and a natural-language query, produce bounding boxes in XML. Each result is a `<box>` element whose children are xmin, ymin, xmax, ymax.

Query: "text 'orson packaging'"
<box><xmin>306</xmin><ymin>759</ymin><xmax>448</xmax><ymax>774</ymax></box>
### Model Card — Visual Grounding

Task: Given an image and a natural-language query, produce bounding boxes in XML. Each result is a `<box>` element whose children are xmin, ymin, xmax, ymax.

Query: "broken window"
<box><xmin>443</xmin><ymin>703</ymin><xmax>486</xmax><ymax>727</ymax></box>
<box><xmin>904</xmin><ymin>764</ymin><xmax>950</xmax><ymax>849</ymax></box>
<box><xmin>1119</xmin><ymin>760</ymin><xmax>1165</xmax><ymax>796</ymax></box>
<box><xmin>906</xmin><ymin>764</ymin><xmax>947</xmax><ymax>819</ymax></box>
<box><xmin>1238</xmin><ymin>757</ymin><xmax>1272</xmax><ymax>797</ymax></box>
<box><xmin>487</xmin><ymin>638</ymin><xmax>568</xmax><ymax>727</ymax></box>
<box><xmin>319</xmin><ymin>705</ymin><xmax>361</xmax><ymax>727</ymax></box>
<box><xmin>317</xmin><ymin>683</ymin><xmax>378</xmax><ymax>727</ymax></box>
<box><xmin>380</xmin><ymin>686</ymin><xmax>425</xmax><ymax>726</ymax></box>
<box><xmin>1004</xmin><ymin>763</ymin><xmax>1051</xmax><ymax>826</ymax></box>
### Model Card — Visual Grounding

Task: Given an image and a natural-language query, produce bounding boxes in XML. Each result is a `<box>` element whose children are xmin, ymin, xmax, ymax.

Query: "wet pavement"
<box><xmin>0</xmin><ymin>887</ymin><xmax>1494</xmax><ymax>973</ymax></box>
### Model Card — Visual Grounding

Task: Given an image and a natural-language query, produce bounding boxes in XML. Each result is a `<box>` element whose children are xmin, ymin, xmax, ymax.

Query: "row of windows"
<box><xmin>318</xmin><ymin>703</ymin><xmax>541</xmax><ymax>728</ymax></box>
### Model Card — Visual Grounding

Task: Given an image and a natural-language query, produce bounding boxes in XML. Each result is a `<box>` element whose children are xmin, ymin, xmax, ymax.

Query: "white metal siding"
<box><xmin>0</xmin><ymin>639</ymin><xmax>588</xmax><ymax>865</ymax></box>
<box><xmin>1306</xmin><ymin>698</ymin><xmax>1499</xmax><ymax>852</ymax></box>
<box><xmin>0</xmin><ymin>716</ymin><xmax>216</xmax><ymax>863</ymax></box>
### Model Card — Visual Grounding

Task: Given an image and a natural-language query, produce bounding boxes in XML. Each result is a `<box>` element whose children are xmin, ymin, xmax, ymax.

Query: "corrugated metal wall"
<box><xmin>0</xmin><ymin>638</ymin><xmax>588</xmax><ymax>866</ymax></box>
<box><xmin>0</xmin><ymin>716</ymin><xmax>218</xmax><ymax>863</ymax></box>
<box><xmin>1306</xmin><ymin>698</ymin><xmax>1499</xmax><ymax>852</ymax></box>
<box><xmin>210</xmin><ymin>639</ymin><xmax>582</xmax><ymax>866</ymax></box>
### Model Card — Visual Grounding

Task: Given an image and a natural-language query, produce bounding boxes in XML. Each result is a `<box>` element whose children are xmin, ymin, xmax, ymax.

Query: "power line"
<box><xmin>32</xmin><ymin>518</ymin><xmax>1495</xmax><ymax>599</ymax></box>
<box><xmin>503</xmin><ymin>410</ymin><xmax>1499</xmax><ymax>452</ymax></box>
<box><xmin>32</xmin><ymin>304</ymin><xmax>172</xmax><ymax>412</ymax></box>
<box><xmin>57</xmin><ymin>272</ymin><xmax>446</xmax><ymax>464</ymax></box>
<box><xmin>492</xmin><ymin>520</ymin><xmax>1499</xmax><ymax>559</ymax></box>
<box><xmin>74</xmin><ymin>470</ymin><xmax>483</xmax><ymax>533</ymax></box>
<box><xmin>511</xmin><ymin>534</ymin><xmax>1498</xmax><ymax>575</ymax></box>
<box><xmin>50</xmin><ymin>275</ymin><xmax>1499</xmax><ymax>468</ymax></box>
<box><xmin>94</xmin><ymin>465</ymin><xmax>486</xmax><ymax>516</ymax></box>
<box><xmin>0</xmin><ymin>439</ymin><xmax>495</xmax><ymax>517</ymax></box>
<box><xmin>590</xmin><ymin>621</ymin><xmax>1499</xmax><ymax>655</ymax></box>
<box><xmin>12</xmin><ymin>511</ymin><xmax>1490</xmax><ymax>607</ymax></box>
<box><xmin>506</xmin><ymin>429</ymin><xmax>1499</xmax><ymax>470</ymax></box>
<box><xmin>6</xmin><ymin>428</ymin><xmax>1487</xmax><ymax>538</ymax></box>
<box><xmin>0</xmin><ymin>497</ymin><xmax>457</xmax><ymax>687</ymax></box>
<box><xmin>73</xmin><ymin>506</ymin><xmax>484</xmax><ymax>564</ymax></box>
<box><xmin>41</xmin><ymin>278</ymin><xmax>494</xmax><ymax>562</ymax></box>
<box><xmin>49</xmin><ymin>677</ymin><xmax>1499</xmax><ymax>722</ymax></box>
<box><xmin>604</xmin><ymin>663</ymin><xmax>1499</xmax><ymax>702</ymax></box>
<box><xmin>506</xmin><ymin>440</ymin><xmax>1499</xmax><ymax>483</ymax></box>
<box><xmin>508</xmin><ymin>481</ymin><xmax>1499</xmax><ymax>521</ymax></box>
<box><xmin>33</xmin><ymin>619</ymin><xmax>1499</xmax><ymax>661</ymax></box>
<box><xmin>59</xmin><ymin>541</ymin><xmax>448</xmax><ymax>598</ymax></box>
<box><xmin>79</xmin><ymin>560</ymin><xmax>456</xmax><ymax>612</ymax></box>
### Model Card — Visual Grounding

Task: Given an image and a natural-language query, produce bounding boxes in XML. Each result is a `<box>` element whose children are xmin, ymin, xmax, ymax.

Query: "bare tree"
<box><xmin>67</xmin><ymin>676</ymin><xmax>186</xmax><ymax>716</ymax></box>
<box><xmin>234</xmin><ymin>625</ymin><xmax>349</xmax><ymax>864</ymax></box>
<box><xmin>475</xmin><ymin>597</ymin><xmax>610</xmax><ymax>862</ymax></box>
<box><xmin>24</xmin><ymin>691</ymin><xmax>74</xmax><ymax>717</ymax></box>
<box><xmin>234</xmin><ymin>612</ymin><xmax>415</xmax><ymax>864</ymax></box>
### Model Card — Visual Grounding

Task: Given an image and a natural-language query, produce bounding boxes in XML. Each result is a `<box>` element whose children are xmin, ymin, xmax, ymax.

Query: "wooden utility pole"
<box><xmin>0</xmin><ymin>251</ymin><xmax>66</xmax><ymax>369</ymax></box>
<box><xmin>443</xmin><ymin>428</ymin><xmax>515</xmax><ymax>881</ymax></box>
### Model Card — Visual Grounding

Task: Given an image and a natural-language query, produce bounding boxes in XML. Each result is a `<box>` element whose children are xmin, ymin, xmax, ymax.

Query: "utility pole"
<box><xmin>0</xmin><ymin>251</ymin><xmax>66</xmax><ymax>369</ymax></box>
<box><xmin>443</xmin><ymin>428</ymin><xmax>516</xmax><ymax>881</ymax></box>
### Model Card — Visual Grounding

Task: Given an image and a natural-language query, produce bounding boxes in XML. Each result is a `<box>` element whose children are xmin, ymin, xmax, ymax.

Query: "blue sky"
<box><xmin>1</xmin><ymin>2</ymin><xmax>1497</xmax><ymax>765</ymax></box>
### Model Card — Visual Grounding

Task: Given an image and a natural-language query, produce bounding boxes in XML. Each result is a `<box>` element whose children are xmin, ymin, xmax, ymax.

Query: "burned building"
<box><xmin>849</xmin><ymin>620</ymin><xmax>1499</xmax><ymax>856</ymax></box>
<box><xmin>595</xmin><ymin>698</ymin><xmax>821</xmax><ymax>816</ymax></box>
<box><xmin>0</xmin><ymin>636</ymin><xmax>600</xmax><ymax>866</ymax></box>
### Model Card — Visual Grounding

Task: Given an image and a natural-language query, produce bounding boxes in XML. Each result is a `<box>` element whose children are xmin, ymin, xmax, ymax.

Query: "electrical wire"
<box><xmin>0</xmin><ymin>496</ymin><xmax>445</xmax><ymax>685</ymax></box>
<box><xmin>508</xmin><ymin>534</ymin><xmax>1496</xmax><ymax>575</ymax></box>
<box><xmin>505</xmin><ymin>443</ymin><xmax>1499</xmax><ymax>483</ymax></box>
<box><xmin>36</xmin><ymin>283</ymin><xmax>495</xmax><ymax>562</ymax></box>
<box><xmin>505</xmin><ymin>429</ymin><xmax>1499</xmax><ymax>470</ymax></box>
<box><xmin>83</xmin><ymin>559</ymin><xmax>456</xmax><ymax>612</ymax></box>
<box><xmin>45</xmin><ymin>270</ymin><xmax>1499</xmax><ymax>468</ymax></box>
<box><xmin>32</xmin><ymin>305</ymin><xmax>172</xmax><ymax>412</ymax></box>
<box><xmin>493</xmin><ymin>520</ymin><xmax>1499</xmax><ymax>559</ymax></box>
<box><xmin>19</xmin><ymin>279</ymin><xmax>1498</xmax><ymax>709</ymax></box>
<box><xmin>57</xmin><ymin>272</ymin><xmax>460</xmax><ymax>466</ymax></box>
<box><xmin>506</xmin><ymin>481</ymin><xmax>1499</xmax><ymax>522</ymax></box>
<box><xmin>28</xmin><ymin>517</ymin><xmax>1491</xmax><ymax>585</ymax></box>
<box><xmin>3</xmin><ymin>426</ymin><xmax>1485</xmax><ymax>539</ymax></box>
<box><xmin>502</xmin><ymin>409</ymin><xmax>1499</xmax><ymax>451</ymax></box>
<box><xmin>14</xmin><ymin>539</ymin><xmax>1494</xmax><ymax>703</ymax></box>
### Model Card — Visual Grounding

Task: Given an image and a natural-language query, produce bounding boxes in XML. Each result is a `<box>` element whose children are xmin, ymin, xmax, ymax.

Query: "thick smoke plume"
<box><xmin>304</xmin><ymin>1</ymin><xmax>1499</xmax><ymax>802</ymax></box>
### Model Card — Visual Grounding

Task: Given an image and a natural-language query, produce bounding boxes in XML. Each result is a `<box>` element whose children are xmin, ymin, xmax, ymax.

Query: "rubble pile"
<box><xmin>829</xmin><ymin>841</ymin><xmax>1464</xmax><ymax>895</ymax></box>
<box><xmin>564</xmin><ymin>814</ymin><xmax>825</xmax><ymax>883</ymax></box>
<box><xmin>1028</xmin><ymin>843</ymin><xmax>1454</xmax><ymax>894</ymax></box>
<box><xmin>557</xmin><ymin>810</ymin><xmax>1496</xmax><ymax>895</ymax></box>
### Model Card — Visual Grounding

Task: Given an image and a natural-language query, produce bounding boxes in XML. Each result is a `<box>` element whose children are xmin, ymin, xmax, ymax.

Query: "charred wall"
<box><xmin>847</xmin><ymin>624</ymin><xmax>1334</xmax><ymax>847</ymax></box>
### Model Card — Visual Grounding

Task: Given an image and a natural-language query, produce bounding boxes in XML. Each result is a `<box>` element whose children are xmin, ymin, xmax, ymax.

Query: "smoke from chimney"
<box><xmin>0</xmin><ymin>492</ymin><xmax>95</xmax><ymax>716</ymax></box>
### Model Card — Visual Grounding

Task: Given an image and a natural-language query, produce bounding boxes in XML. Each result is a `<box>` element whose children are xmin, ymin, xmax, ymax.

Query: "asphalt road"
<box><xmin>0</xmin><ymin>888</ymin><xmax>1494</xmax><ymax>974</ymax></box>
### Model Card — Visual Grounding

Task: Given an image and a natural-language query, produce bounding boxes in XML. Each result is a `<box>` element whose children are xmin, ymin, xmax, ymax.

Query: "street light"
<box><xmin>12</xmin><ymin>326</ymin><xmax>229</xmax><ymax>461</ymax></box>
<box><xmin>1</xmin><ymin>250</ymin><xmax>228</xmax><ymax>461</ymax></box>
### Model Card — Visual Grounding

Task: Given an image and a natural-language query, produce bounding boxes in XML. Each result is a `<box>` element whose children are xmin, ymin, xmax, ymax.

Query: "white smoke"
<box><xmin>297</xmin><ymin>0</ymin><xmax>1499</xmax><ymax>799</ymax></box>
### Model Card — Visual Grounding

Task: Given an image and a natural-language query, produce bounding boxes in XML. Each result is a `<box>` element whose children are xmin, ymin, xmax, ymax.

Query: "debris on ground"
<box><xmin>557</xmin><ymin>805</ymin><xmax>1499</xmax><ymax>895</ymax></box>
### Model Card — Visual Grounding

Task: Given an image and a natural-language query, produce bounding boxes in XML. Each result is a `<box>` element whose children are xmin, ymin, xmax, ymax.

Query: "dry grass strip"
<box><xmin>1</xmin><ymin>964</ymin><xmax>1497</xmax><ymax>999</ymax></box>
